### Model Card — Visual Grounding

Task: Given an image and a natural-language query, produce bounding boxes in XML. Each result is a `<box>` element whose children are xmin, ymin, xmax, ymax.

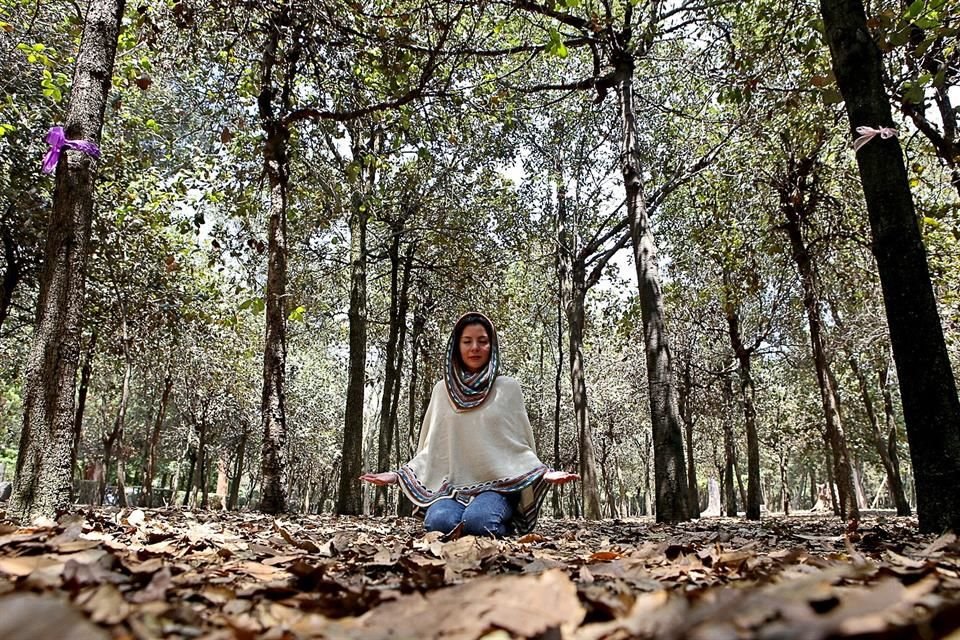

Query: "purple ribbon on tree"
<box><xmin>41</xmin><ymin>126</ymin><xmax>101</xmax><ymax>174</ymax></box>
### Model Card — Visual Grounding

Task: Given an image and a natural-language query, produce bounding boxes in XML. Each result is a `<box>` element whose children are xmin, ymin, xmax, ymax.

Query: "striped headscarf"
<box><xmin>444</xmin><ymin>312</ymin><xmax>499</xmax><ymax>411</ymax></box>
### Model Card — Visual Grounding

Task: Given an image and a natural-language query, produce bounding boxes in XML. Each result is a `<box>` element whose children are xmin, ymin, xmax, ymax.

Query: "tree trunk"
<box><xmin>182</xmin><ymin>446</ymin><xmax>196</xmax><ymax>507</ymax></box>
<box><xmin>557</xmin><ymin>170</ymin><xmax>602</xmax><ymax>520</ymax></box>
<box><xmin>256</xmin><ymin>12</ymin><xmax>292</xmax><ymax>514</ymax></box>
<box><xmin>144</xmin><ymin>372</ymin><xmax>173</xmax><ymax>508</ymax></box>
<box><xmin>0</xmin><ymin>219</ymin><xmax>22</xmax><ymax>334</ymax></box>
<box><xmin>70</xmin><ymin>330</ymin><xmax>97</xmax><ymax>500</ymax></box>
<box><xmin>878</xmin><ymin>361</ymin><xmax>911</xmax><ymax>515</ymax></box>
<box><xmin>850</xmin><ymin>355</ymin><xmax>910</xmax><ymax>515</ymax></box>
<box><xmin>721</xmin><ymin>375</ymin><xmax>738</xmax><ymax>516</ymax></box>
<box><xmin>678</xmin><ymin>354</ymin><xmax>700</xmax><ymax>519</ymax></box>
<box><xmin>820</xmin><ymin>0</ymin><xmax>960</xmax><ymax>533</ymax></box>
<box><xmin>10</xmin><ymin>0</ymin><xmax>125</xmax><ymax>523</ymax></box>
<box><xmin>724</xmin><ymin>298</ymin><xmax>762</xmax><ymax>520</ymax></box>
<box><xmin>553</xmin><ymin>244</ymin><xmax>564</xmax><ymax>518</ymax></box>
<box><xmin>779</xmin><ymin>181</ymin><xmax>858</xmax><ymax>521</ymax></box>
<box><xmin>197</xmin><ymin>419</ymin><xmax>208</xmax><ymax>510</ymax></box>
<box><xmin>228</xmin><ymin>424</ymin><xmax>249</xmax><ymax>510</ymax></box>
<box><xmin>620</xmin><ymin>75</ymin><xmax>690</xmax><ymax>524</ymax></box>
<box><xmin>337</xmin><ymin>190</ymin><xmax>369</xmax><ymax>515</ymax></box>
<box><xmin>779</xmin><ymin>451</ymin><xmax>790</xmax><ymax>515</ymax></box>
<box><xmin>374</xmin><ymin>227</ymin><xmax>410</xmax><ymax>514</ymax></box>
<box><xmin>565</xmin><ymin>273</ymin><xmax>603</xmax><ymax>519</ymax></box>
<box><xmin>100</xmin><ymin>345</ymin><xmax>132</xmax><ymax>506</ymax></box>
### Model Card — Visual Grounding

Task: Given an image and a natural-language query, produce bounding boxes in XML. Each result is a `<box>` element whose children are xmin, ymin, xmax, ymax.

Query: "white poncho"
<box><xmin>396</xmin><ymin>376</ymin><xmax>550</xmax><ymax>534</ymax></box>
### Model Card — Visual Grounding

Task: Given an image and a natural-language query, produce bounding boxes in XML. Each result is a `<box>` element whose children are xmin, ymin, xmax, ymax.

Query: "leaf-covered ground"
<box><xmin>1</xmin><ymin>508</ymin><xmax>959</xmax><ymax>639</ymax></box>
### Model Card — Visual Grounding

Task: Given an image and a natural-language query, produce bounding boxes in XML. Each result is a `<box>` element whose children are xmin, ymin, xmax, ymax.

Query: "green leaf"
<box><xmin>903</xmin><ymin>81</ymin><xmax>925</xmax><ymax>104</ymax></box>
<box><xmin>288</xmin><ymin>305</ymin><xmax>306</xmax><ymax>322</ymax></box>
<box><xmin>906</xmin><ymin>0</ymin><xmax>924</xmax><ymax>19</ymax></box>
<box><xmin>820</xmin><ymin>87</ymin><xmax>843</xmax><ymax>104</ymax></box>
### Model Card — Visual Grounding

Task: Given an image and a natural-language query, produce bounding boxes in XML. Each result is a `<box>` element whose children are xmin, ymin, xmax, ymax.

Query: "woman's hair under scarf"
<box><xmin>444</xmin><ymin>312</ymin><xmax>499</xmax><ymax>411</ymax></box>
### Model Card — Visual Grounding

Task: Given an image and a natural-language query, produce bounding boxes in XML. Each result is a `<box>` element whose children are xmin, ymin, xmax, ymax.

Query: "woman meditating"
<box><xmin>361</xmin><ymin>312</ymin><xmax>578</xmax><ymax>537</ymax></box>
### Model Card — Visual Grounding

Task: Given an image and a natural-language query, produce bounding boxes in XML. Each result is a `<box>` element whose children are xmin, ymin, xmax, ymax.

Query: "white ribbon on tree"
<box><xmin>853</xmin><ymin>125</ymin><xmax>899</xmax><ymax>151</ymax></box>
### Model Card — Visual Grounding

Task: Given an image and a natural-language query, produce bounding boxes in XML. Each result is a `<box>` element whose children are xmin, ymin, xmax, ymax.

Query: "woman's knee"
<box><xmin>462</xmin><ymin>492</ymin><xmax>513</xmax><ymax>537</ymax></box>
<box><xmin>424</xmin><ymin>499</ymin><xmax>464</xmax><ymax>533</ymax></box>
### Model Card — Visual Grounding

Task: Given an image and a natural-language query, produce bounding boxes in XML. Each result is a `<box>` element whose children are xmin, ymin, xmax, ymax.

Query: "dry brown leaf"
<box><xmin>78</xmin><ymin>583</ymin><xmax>130</xmax><ymax>625</ymax></box>
<box><xmin>590</xmin><ymin>550</ymin><xmax>624</xmax><ymax>562</ymax></box>
<box><xmin>126</xmin><ymin>509</ymin><xmax>146</xmax><ymax>528</ymax></box>
<box><xmin>0</xmin><ymin>593</ymin><xmax>109</xmax><ymax>640</ymax></box>
<box><xmin>0</xmin><ymin>554</ymin><xmax>62</xmax><ymax>577</ymax></box>
<box><xmin>576</xmin><ymin>590</ymin><xmax>682</xmax><ymax>640</ymax></box>
<box><xmin>130</xmin><ymin>566</ymin><xmax>172</xmax><ymax>603</ymax></box>
<box><xmin>517</xmin><ymin>533</ymin><xmax>546</xmax><ymax>544</ymax></box>
<box><xmin>355</xmin><ymin>569</ymin><xmax>585</xmax><ymax>639</ymax></box>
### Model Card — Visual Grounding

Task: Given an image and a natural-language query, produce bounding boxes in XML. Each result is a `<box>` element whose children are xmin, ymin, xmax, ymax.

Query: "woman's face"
<box><xmin>458</xmin><ymin>323</ymin><xmax>491</xmax><ymax>372</ymax></box>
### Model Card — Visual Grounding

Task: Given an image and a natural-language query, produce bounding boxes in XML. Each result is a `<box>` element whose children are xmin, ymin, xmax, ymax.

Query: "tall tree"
<box><xmin>10</xmin><ymin>0</ymin><xmax>125</xmax><ymax>522</ymax></box>
<box><xmin>773</xmin><ymin>142</ymin><xmax>859</xmax><ymax>521</ymax></box>
<box><xmin>256</xmin><ymin>2</ymin><xmax>297</xmax><ymax>515</ymax></box>
<box><xmin>821</xmin><ymin>0</ymin><xmax>960</xmax><ymax>532</ymax></box>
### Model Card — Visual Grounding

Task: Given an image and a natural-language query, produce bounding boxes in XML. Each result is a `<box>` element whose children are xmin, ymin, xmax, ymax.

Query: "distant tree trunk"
<box><xmin>721</xmin><ymin>375</ymin><xmax>738</xmax><ymax>517</ymax></box>
<box><xmin>375</xmin><ymin>227</ymin><xmax>411</xmax><ymax>514</ymax></box>
<box><xmin>10</xmin><ymin>0</ymin><xmax>125</xmax><ymax>523</ymax></box>
<box><xmin>197</xmin><ymin>418</ymin><xmax>209</xmax><ymax>510</ymax></box>
<box><xmin>553</xmin><ymin>246</ymin><xmax>564</xmax><ymax>518</ymax></box>
<box><xmin>182</xmin><ymin>445</ymin><xmax>196</xmax><ymax>507</ymax></box>
<box><xmin>723</xmin><ymin>294</ymin><xmax>762</xmax><ymax>520</ymax></box>
<box><xmin>678</xmin><ymin>353</ymin><xmax>700</xmax><ymax>520</ymax></box>
<box><xmin>100</xmin><ymin>342</ymin><xmax>132</xmax><ymax>506</ymax></box>
<box><xmin>778</xmin><ymin>162</ymin><xmax>858</xmax><ymax>521</ymax></box>
<box><xmin>144</xmin><ymin>372</ymin><xmax>173</xmax><ymax>508</ymax></box>
<box><xmin>337</xmin><ymin>185</ymin><xmax>371</xmax><ymax>515</ymax></box>
<box><xmin>398</xmin><ymin>300</ymin><xmax>427</xmax><ymax>518</ymax></box>
<box><xmin>558</xmin><ymin>179</ymin><xmax>602</xmax><ymax>520</ymax></box>
<box><xmin>228</xmin><ymin>424</ymin><xmax>249</xmax><ymax>510</ymax></box>
<box><xmin>256</xmin><ymin>10</ymin><xmax>293</xmax><ymax>515</ymax></box>
<box><xmin>877</xmin><ymin>361</ymin><xmax>910</xmax><ymax>515</ymax></box>
<box><xmin>71</xmin><ymin>330</ymin><xmax>97</xmax><ymax>498</ymax></box>
<box><xmin>778</xmin><ymin>450</ymin><xmax>790</xmax><ymax>515</ymax></box>
<box><xmin>849</xmin><ymin>356</ymin><xmax>910</xmax><ymax>515</ymax></box>
<box><xmin>621</xmin><ymin>75</ymin><xmax>689</xmax><ymax>523</ymax></box>
<box><xmin>733</xmin><ymin>451</ymin><xmax>747</xmax><ymax>512</ymax></box>
<box><xmin>821</xmin><ymin>0</ymin><xmax>960</xmax><ymax>533</ymax></box>
<box><xmin>0</xmin><ymin>218</ymin><xmax>22</xmax><ymax>334</ymax></box>
<box><xmin>809</xmin><ymin>467</ymin><xmax>817</xmax><ymax>510</ymax></box>
<box><xmin>823</xmin><ymin>445</ymin><xmax>839</xmax><ymax>515</ymax></box>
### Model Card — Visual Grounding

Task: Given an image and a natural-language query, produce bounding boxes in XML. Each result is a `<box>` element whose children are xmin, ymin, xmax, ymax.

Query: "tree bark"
<box><xmin>678</xmin><ymin>353</ymin><xmax>700</xmax><ymax>519</ymax></box>
<box><xmin>778</xmin><ymin>164</ymin><xmax>858</xmax><ymax>521</ymax></box>
<box><xmin>10</xmin><ymin>0</ymin><xmax>125</xmax><ymax>523</ymax></box>
<box><xmin>143</xmin><ymin>372</ymin><xmax>172</xmax><ymax>508</ymax></box>
<box><xmin>621</xmin><ymin>74</ymin><xmax>690</xmax><ymax>523</ymax></box>
<box><xmin>849</xmin><ymin>356</ymin><xmax>910</xmax><ymax>515</ymax></box>
<box><xmin>337</xmin><ymin>188</ymin><xmax>370</xmax><ymax>515</ymax></box>
<box><xmin>256</xmin><ymin>9</ymin><xmax>293</xmax><ymax>515</ymax></box>
<box><xmin>558</xmin><ymin>177</ymin><xmax>602</xmax><ymax>520</ymax></box>
<box><xmin>877</xmin><ymin>360</ymin><xmax>911</xmax><ymax>515</ymax></box>
<box><xmin>722</xmin><ymin>375</ymin><xmax>738</xmax><ymax>517</ymax></box>
<box><xmin>723</xmin><ymin>297</ymin><xmax>762</xmax><ymax>520</ymax></box>
<box><xmin>0</xmin><ymin>218</ymin><xmax>22</xmax><ymax>334</ymax></box>
<box><xmin>821</xmin><ymin>0</ymin><xmax>960</xmax><ymax>532</ymax></box>
<box><xmin>70</xmin><ymin>330</ymin><xmax>96</xmax><ymax>500</ymax></box>
<box><xmin>198</xmin><ymin>418</ymin><xmax>208</xmax><ymax>509</ymax></box>
<box><xmin>374</xmin><ymin>226</ymin><xmax>411</xmax><ymax>514</ymax></box>
<box><xmin>228</xmin><ymin>424</ymin><xmax>249</xmax><ymax>510</ymax></box>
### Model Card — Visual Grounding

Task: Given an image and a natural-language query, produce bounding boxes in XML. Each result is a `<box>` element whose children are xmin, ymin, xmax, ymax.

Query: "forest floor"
<box><xmin>0</xmin><ymin>508</ymin><xmax>959</xmax><ymax>639</ymax></box>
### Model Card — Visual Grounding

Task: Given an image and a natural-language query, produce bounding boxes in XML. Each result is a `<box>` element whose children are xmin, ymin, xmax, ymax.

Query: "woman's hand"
<box><xmin>543</xmin><ymin>470</ymin><xmax>580</xmax><ymax>485</ymax></box>
<box><xmin>359</xmin><ymin>471</ymin><xmax>399</xmax><ymax>486</ymax></box>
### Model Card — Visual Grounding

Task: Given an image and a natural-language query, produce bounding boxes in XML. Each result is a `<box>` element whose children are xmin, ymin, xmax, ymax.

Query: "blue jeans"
<box><xmin>423</xmin><ymin>491</ymin><xmax>517</xmax><ymax>537</ymax></box>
